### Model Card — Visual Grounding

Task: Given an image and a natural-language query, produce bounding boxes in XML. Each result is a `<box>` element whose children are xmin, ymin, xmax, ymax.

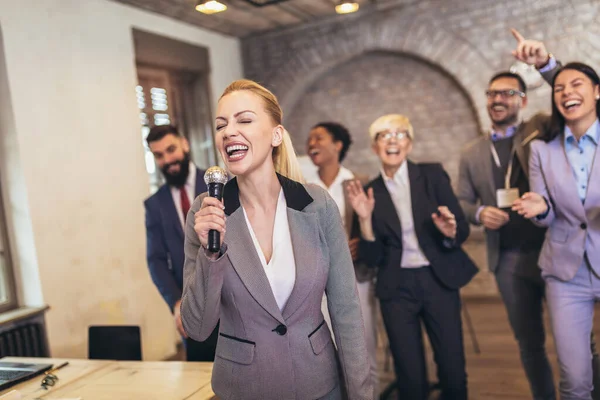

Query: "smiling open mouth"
<box><xmin>385</xmin><ymin>148</ymin><xmax>400</xmax><ymax>155</ymax></box>
<box><xmin>563</xmin><ymin>99</ymin><xmax>582</xmax><ymax>111</ymax></box>
<box><xmin>225</xmin><ymin>144</ymin><xmax>248</xmax><ymax>160</ymax></box>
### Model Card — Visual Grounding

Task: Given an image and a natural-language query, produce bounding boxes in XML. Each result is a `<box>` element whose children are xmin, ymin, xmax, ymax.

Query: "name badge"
<box><xmin>496</xmin><ymin>188</ymin><xmax>520</xmax><ymax>209</ymax></box>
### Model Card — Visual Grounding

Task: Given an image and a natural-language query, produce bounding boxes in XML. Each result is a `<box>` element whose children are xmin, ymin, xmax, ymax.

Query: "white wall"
<box><xmin>0</xmin><ymin>0</ymin><xmax>242</xmax><ymax>359</ymax></box>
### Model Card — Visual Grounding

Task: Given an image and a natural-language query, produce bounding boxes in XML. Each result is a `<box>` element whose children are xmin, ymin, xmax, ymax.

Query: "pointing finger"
<box><xmin>511</xmin><ymin>28</ymin><xmax>525</xmax><ymax>43</ymax></box>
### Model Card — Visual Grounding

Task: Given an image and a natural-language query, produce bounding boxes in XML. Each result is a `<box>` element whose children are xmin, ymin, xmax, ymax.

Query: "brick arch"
<box><xmin>257</xmin><ymin>8</ymin><xmax>493</xmax><ymax>130</ymax></box>
<box><xmin>284</xmin><ymin>50</ymin><xmax>481</xmax><ymax>185</ymax></box>
<box><xmin>281</xmin><ymin>48</ymin><xmax>483</xmax><ymax>131</ymax></box>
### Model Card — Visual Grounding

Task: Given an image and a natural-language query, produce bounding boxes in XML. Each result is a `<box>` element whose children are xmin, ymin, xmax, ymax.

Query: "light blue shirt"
<box><xmin>539</xmin><ymin>56</ymin><xmax>558</xmax><ymax>74</ymax></box>
<box><xmin>490</xmin><ymin>125</ymin><xmax>517</xmax><ymax>142</ymax></box>
<box><xmin>564</xmin><ymin>119</ymin><xmax>599</xmax><ymax>203</ymax></box>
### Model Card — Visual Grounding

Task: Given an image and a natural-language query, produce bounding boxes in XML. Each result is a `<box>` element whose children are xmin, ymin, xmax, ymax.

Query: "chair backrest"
<box><xmin>88</xmin><ymin>326</ymin><xmax>142</xmax><ymax>361</ymax></box>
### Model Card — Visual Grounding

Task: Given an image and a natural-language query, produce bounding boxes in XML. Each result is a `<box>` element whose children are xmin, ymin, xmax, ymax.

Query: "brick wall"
<box><xmin>284</xmin><ymin>51</ymin><xmax>479</xmax><ymax>181</ymax></box>
<box><xmin>241</xmin><ymin>0</ymin><xmax>600</xmax><ymax>296</ymax></box>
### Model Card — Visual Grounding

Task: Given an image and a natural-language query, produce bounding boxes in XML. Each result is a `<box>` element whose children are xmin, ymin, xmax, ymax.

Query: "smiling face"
<box><xmin>553</xmin><ymin>68</ymin><xmax>600</xmax><ymax>125</ymax></box>
<box><xmin>306</xmin><ymin>126</ymin><xmax>342</xmax><ymax>168</ymax></box>
<box><xmin>371</xmin><ymin>124</ymin><xmax>413</xmax><ymax>171</ymax></box>
<box><xmin>148</xmin><ymin>133</ymin><xmax>191</xmax><ymax>187</ymax></box>
<box><xmin>486</xmin><ymin>76</ymin><xmax>527</xmax><ymax>128</ymax></box>
<box><xmin>215</xmin><ymin>90</ymin><xmax>283</xmax><ymax>177</ymax></box>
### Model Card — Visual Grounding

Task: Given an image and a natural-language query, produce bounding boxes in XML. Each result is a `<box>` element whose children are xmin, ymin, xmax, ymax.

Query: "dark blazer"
<box><xmin>360</xmin><ymin>161</ymin><xmax>478</xmax><ymax>299</ymax></box>
<box><xmin>144</xmin><ymin>167</ymin><xmax>207</xmax><ymax>312</ymax></box>
<box><xmin>181</xmin><ymin>174</ymin><xmax>371</xmax><ymax>400</ymax></box>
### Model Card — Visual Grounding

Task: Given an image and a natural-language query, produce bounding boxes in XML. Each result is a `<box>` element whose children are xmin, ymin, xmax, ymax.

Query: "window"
<box><xmin>136</xmin><ymin>65</ymin><xmax>218</xmax><ymax>194</ymax></box>
<box><xmin>132</xmin><ymin>29</ymin><xmax>218</xmax><ymax>195</ymax></box>
<box><xmin>136</xmin><ymin>66</ymin><xmax>182</xmax><ymax>193</ymax></box>
<box><xmin>0</xmin><ymin>176</ymin><xmax>17</xmax><ymax>312</ymax></box>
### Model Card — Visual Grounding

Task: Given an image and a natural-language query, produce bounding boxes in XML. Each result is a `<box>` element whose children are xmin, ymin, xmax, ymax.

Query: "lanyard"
<box><xmin>490</xmin><ymin>142</ymin><xmax>517</xmax><ymax>189</ymax></box>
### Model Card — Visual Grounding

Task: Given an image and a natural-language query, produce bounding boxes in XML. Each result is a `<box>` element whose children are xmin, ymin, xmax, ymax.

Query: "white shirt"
<box><xmin>381</xmin><ymin>162</ymin><xmax>430</xmax><ymax>268</ymax></box>
<box><xmin>243</xmin><ymin>189</ymin><xmax>296</xmax><ymax>311</ymax></box>
<box><xmin>309</xmin><ymin>166</ymin><xmax>355</xmax><ymax>227</ymax></box>
<box><xmin>170</xmin><ymin>162</ymin><xmax>196</xmax><ymax>228</ymax></box>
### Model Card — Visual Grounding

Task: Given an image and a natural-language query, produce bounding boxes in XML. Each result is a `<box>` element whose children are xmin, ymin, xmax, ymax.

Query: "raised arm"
<box><xmin>431</xmin><ymin>164</ymin><xmax>470</xmax><ymax>247</ymax></box>
<box><xmin>511</xmin><ymin>28</ymin><xmax>562</xmax><ymax>84</ymax></box>
<box><xmin>346</xmin><ymin>180</ymin><xmax>385</xmax><ymax>267</ymax></box>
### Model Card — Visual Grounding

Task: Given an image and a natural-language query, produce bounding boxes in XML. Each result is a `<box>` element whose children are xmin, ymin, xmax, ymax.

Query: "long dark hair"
<box><xmin>546</xmin><ymin>62</ymin><xmax>600</xmax><ymax>142</ymax></box>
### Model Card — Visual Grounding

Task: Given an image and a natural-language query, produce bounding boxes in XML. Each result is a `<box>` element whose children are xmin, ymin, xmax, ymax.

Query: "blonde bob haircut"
<box><xmin>368</xmin><ymin>114</ymin><xmax>415</xmax><ymax>142</ymax></box>
<box><xmin>219</xmin><ymin>79</ymin><xmax>304</xmax><ymax>183</ymax></box>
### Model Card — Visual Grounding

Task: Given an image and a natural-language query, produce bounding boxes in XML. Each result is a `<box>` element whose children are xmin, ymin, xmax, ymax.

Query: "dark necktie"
<box><xmin>180</xmin><ymin>187</ymin><xmax>190</xmax><ymax>222</ymax></box>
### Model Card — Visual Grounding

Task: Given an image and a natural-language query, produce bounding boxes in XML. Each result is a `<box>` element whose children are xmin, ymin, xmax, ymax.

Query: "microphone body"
<box><xmin>204</xmin><ymin>166</ymin><xmax>228</xmax><ymax>253</ymax></box>
<box><xmin>207</xmin><ymin>181</ymin><xmax>224</xmax><ymax>252</ymax></box>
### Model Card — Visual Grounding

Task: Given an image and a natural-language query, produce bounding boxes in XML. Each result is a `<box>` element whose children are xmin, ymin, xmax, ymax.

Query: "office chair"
<box><xmin>88</xmin><ymin>325</ymin><xmax>142</xmax><ymax>361</ymax></box>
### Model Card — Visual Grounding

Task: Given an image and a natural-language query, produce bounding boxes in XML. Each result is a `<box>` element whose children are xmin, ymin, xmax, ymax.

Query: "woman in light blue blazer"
<box><xmin>514</xmin><ymin>60</ymin><xmax>600</xmax><ymax>399</ymax></box>
<box><xmin>180</xmin><ymin>79</ymin><xmax>372</xmax><ymax>400</ymax></box>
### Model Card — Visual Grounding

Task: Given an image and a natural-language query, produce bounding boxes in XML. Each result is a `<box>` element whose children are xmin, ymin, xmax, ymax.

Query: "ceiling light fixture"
<box><xmin>335</xmin><ymin>1</ymin><xmax>359</xmax><ymax>14</ymax></box>
<box><xmin>196</xmin><ymin>0</ymin><xmax>227</xmax><ymax>14</ymax></box>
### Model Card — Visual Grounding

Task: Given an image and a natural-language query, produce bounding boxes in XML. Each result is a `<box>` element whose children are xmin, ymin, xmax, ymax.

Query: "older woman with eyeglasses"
<box><xmin>347</xmin><ymin>114</ymin><xmax>478</xmax><ymax>400</ymax></box>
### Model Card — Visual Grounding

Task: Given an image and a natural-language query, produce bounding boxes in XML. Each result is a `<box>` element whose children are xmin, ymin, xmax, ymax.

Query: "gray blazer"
<box><xmin>181</xmin><ymin>174</ymin><xmax>372</xmax><ymax>400</ymax></box>
<box><xmin>457</xmin><ymin>114</ymin><xmax>549</xmax><ymax>271</ymax></box>
<box><xmin>529</xmin><ymin>138</ymin><xmax>600</xmax><ymax>281</ymax></box>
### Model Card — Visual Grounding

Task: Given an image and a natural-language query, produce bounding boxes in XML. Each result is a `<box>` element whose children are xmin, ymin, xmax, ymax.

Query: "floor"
<box><xmin>377</xmin><ymin>299</ymin><xmax>600</xmax><ymax>399</ymax></box>
<box><xmin>170</xmin><ymin>299</ymin><xmax>600</xmax><ymax>399</ymax></box>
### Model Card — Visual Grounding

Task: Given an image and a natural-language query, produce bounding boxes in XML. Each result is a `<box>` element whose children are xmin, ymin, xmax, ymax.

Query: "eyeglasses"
<box><xmin>41</xmin><ymin>373</ymin><xmax>59</xmax><ymax>390</ymax></box>
<box><xmin>375</xmin><ymin>131</ymin><xmax>409</xmax><ymax>142</ymax></box>
<box><xmin>40</xmin><ymin>361</ymin><xmax>68</xmax><ymax>390</ymax></box>
<box><xmin>485</xmin><ymin>89</ymin><xmax>525</xmax><ymax>99</ymax></box>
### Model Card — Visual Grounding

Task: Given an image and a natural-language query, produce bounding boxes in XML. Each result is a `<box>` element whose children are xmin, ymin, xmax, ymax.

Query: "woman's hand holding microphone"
<box><xmin>194</xmin><ymin>196</ymin><xmax>227</xmax><ymax>259</ymax></box>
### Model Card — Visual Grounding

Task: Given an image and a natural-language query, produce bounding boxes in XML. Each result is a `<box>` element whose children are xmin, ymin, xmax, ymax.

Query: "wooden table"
<box><xmin>0</xmin><ymin>357</ymin><xmax>215</xmax><ymax>400</ymax></box>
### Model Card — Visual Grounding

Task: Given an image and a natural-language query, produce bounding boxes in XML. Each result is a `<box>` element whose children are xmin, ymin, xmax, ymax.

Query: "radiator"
<box><xmin>0</xmin><ymin>322</ymin><xmax>49</xmax><ymax>358</ymax></box>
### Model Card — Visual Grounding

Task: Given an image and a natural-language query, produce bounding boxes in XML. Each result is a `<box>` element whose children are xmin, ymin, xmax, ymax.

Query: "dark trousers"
<box><xmin>185</xmin><ymin>323</ymin><xmax>219</xmax><ymax>362</ymax></box>
<box><xmin>495</xmin><ymin>250</ymin><xmax>555</xmax><ymax>400</ymax></box>
<box><xmin>380</xmin><ymin>266</ymin><xmax>467</xmax><ymax>400</ymax></box>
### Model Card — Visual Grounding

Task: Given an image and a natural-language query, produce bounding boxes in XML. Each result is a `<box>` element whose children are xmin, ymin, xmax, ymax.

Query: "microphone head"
<box><xmin>204</xmin><ymin>166</ymin><xmax>228</xmax><ymax>185</ymax></box>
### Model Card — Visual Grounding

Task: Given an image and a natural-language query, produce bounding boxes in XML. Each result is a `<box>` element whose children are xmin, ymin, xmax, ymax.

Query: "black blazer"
<box><xmin>359</xmin><ymin>161</ymin><xmax>478</xmax><ymax>298</ymax></box>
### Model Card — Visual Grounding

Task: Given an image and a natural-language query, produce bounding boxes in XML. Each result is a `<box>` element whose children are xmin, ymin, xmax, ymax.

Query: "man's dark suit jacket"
<box><xmin>359</xmin><ymin>161</ymin><xmax>478</xmax><ymax>299</ymax></box>
<box><xmin>145</xmin><ymin>168</ymin><xmax>207</xmax><ymax>312</ymax></box>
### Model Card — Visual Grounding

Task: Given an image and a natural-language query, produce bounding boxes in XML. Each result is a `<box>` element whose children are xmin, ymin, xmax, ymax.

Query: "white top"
<box><xmin>381</xmin><ymin>162</ymin><xmax>430</xmax><ymax>268</ymax></box>
<box><xmin>169</xmin><ymin>162</ymin><xmax>196</xmax><ymax>228</ymax></box>
<box><xmin>242</xmin><ymin>189</ymin><xmax>296</xmax><ymax>311</ymax></box>
<box><xmin>308</xmin><ymin>166</ymin><xmax>355</xmax><ymax>227</ymax></box>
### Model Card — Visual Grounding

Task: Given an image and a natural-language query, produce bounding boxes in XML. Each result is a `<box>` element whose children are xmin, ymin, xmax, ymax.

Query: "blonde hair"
<box><xmin>368</xmin><ymin>114</ymin><xmax>415</xmax><ymax>142</ymax></box>
<box><xmin>220</xmin><ymin>79</ymin><xmax>304</xmax><ymax>183</ymax></box>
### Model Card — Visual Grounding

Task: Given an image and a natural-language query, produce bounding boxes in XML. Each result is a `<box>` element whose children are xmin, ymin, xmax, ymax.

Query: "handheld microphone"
<box><xmin>204</xmin><ymin>166</ymin><xmax>228</xmax><ymax>253</ymax></box>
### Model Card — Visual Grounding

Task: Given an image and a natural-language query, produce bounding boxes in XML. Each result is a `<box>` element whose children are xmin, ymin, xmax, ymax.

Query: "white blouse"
<box><xmin>242</xmin><ymin>189</ymin><xmax>296</xmax><ymax>311</ymax></box>
<box><xmin>309</xmin><ymin>166</ymin><xmax>355</xmax><ymax>227</ymax></box>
